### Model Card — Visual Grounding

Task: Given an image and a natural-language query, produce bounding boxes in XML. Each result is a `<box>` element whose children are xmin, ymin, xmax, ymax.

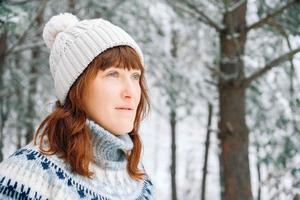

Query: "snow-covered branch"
<box><xmin>4</xmin><ymin>0</ymin><xmax>48</xmax><ymax>56</ymax></box>
<box><xmin>243</xmin><ymin>47</ymin><xmax>300</xmax><ymax>87</ymax></box>
<box><xmin>169</xmin><ymin>0</ymin><xmax>223</xmax><ymax>32</ymax></box>
<box><xmin>246</xmin><ymin>0</ymin><xmax>299</xmax><ymax>32</ymax></box>
<box><xmin>10</xmin><ymin>42</ymin><xmax>45</xmax><ymax>54</ymax></box>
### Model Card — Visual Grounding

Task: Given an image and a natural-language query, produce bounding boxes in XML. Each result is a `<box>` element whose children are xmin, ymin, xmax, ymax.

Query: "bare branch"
<box><xmin>6</xmin><ymin>0</ymin><xmax>40</xmax><ymax>5</ymax></box>
<box><xmin>4</xmin><ymin>0</ymin><xmax>48</xmax><ymax>56</ymax></box>
<box><xmin>243</xmin><ymin>47</ymin><xmax>300</xmax><ymax>87</ymax></box>
<box><xmin>10</xmin><ymin>42</ymin><xmax>45</xmax><ymax>54</ymax></box>
<box><xmin>246</xmin><ymin>0</ymin><xmax>299</xmax><ymax>32</ymax></box>
<box><xmin>266</xmin><ymin>19</ymin><xmax>296</xmax><ymax>85</ymax></box>
<box><xmin>182</xmin><ymin>1</ymin><xmax>223</xmax><ymax>31</ymax></box>
<box><xmin>169</xmin><ymin>0</ymin><xmax>223</xmax><ymax>32</ymax></box>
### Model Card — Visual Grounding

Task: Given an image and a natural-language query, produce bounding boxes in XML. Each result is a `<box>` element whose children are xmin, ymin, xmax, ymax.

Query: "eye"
<box><xmin>132</xmin><ymin>73</ymin><xmax>141</xmax><ymax>80</ymax></box>
<box><xmin>107</xmin><ymin>71</ymin><xmax>119</xmax><ymax>77</ymax></box>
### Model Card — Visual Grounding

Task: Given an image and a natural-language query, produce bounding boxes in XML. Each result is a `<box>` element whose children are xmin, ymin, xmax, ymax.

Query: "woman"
<box><xmin>0</xmin><ymin>13</ymin><xmax>154</xmax><ymax>200</ymax></box>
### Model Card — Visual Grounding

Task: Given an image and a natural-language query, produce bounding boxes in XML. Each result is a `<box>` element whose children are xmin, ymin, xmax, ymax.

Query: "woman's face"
<box><xmin>83</xmin><ymin>67</ymin><xmax>142</xmax><ymax>135</ymax></box>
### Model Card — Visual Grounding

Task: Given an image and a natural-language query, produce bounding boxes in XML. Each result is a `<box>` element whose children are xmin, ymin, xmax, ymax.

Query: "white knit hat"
<box><xmin>42</xmin><ymin>13</ymin><xmax>144</xmax><ymax>105</ymax></box>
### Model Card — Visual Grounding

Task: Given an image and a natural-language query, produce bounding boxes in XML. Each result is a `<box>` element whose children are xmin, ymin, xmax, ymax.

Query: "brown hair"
<box><xmin>34</xmin><ymin>46</ymin><xmax>150</xmax><ymax>180</ymax></box>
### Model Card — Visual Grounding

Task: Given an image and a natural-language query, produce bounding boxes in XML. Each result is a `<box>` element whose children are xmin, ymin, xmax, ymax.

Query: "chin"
<box><xmin>115</xmin><ymin>126</ymin><xmax>133</xmax><ymax>135</ymax></box>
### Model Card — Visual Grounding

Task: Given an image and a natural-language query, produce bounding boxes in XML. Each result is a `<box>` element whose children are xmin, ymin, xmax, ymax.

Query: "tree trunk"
<box><xmin>256</xmin><ymin>145</ymin><xmax>261</xmax><ymax>200</ymax></box>
<box><xmin>15</xmin><ymin>51</ymin><xmax>23</xmax><ymax>149</ymax></box>
<box><xmin>68</xmin><ymin>0</ymin><xmax>75</xmax><ymax>12</ymax></box>
<box><xmin>25</xmin><ymin>10</ymin><xmax>44</xmax><ymax>144</ymax></box>
<box><xmin>293</xmin><ymin>194</ymin><xmax>300</xmax><ymax>200</ymax></box>
<box><xmin>170</xmin><ymin>28</ymin><xmax>178</xmax><ymax>200</ymax></box>
<box><xmin>218</xmin><ymin>86</ymin><xmax>251</xmax><ymax>200</ymax></box>
<box><xmin>0</xmin><ymin>30</ymin><xmax>7</xmax><ymax>162</ymax></box>
<box><xmin>218</xmin><ymin>1</ymin><xmax>253</xmax><ymax>200</ymax></box>
<box><xmin>219</xmin><ymin>151</ymin><xmax>225</xmax><ymax>200</ymax></box>
<box><xmin>170</xmin><ymin>109</ymin><xmax>178</xmax><ymax>200</ymax></box>
<box><xmin>201</xmin><ymin>103</ymin><xmax>213</xmax><ymax>200</ymax></box>
<box><xmin>25</xmin><ymin>50</ymin><xmax>39</xmax><ymax>144</ymax></box>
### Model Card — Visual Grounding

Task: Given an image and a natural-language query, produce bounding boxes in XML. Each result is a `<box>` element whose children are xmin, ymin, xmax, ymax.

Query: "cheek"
<box><xmin>135</xmin><ymin>85</ymin><xmax>142</xmax><ymax>102</ymax></box>
<box><xmin>85</xmin><ymin>81</ymin><xmax>107</xmax><ymax>110</ymax></box>
<box><xmin>92</xmin><ymin>82</ymin><xmax>118</xmax><ymax>108</ymax></box>
<box><xmin>91</xmin><ymin>85</ymin><xmax>110</xmax><ymax>105</ymax></box>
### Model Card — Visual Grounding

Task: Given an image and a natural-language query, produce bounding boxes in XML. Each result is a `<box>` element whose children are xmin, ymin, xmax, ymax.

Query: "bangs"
<box><xmin>78</xmin><ymin>45</ymin><xmax>144</xmax><ymax>87</ymax></box>
<box><xmin>95</xmin><ymin>45</ymin><xmax>143</xmax><ymax>71</ymax></box>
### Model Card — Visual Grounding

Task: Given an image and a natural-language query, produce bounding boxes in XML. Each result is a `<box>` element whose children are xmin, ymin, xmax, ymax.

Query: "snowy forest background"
<box><xmin>1</xmin><ymin>0</ymin><xmax>300</xmax><ymax>200</ymax></box>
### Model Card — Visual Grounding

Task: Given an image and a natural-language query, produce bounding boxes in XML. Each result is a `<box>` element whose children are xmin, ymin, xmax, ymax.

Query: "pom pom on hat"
<box><xmin>43</xmin><ymin>13</ymin><xmax>79</xmax><ymax>49</ymax></box>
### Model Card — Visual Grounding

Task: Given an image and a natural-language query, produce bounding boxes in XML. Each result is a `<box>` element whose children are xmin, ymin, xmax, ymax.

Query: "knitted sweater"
<box><xmin>0</xmin><ymin>119</ymin><xmax>154</xmax><ymax>200</ymax></box>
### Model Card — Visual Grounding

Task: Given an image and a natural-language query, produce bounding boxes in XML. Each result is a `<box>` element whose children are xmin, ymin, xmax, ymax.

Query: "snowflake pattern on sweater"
<box><xmin>0</xmin><ymin>119</ymin><xmax>154</xmax><ymax>200</ymax></box>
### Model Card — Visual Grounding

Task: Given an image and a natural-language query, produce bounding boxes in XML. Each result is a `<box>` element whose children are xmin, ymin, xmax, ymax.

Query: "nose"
<box><xmin>121</xmin><ymin>77</ymin><xmax>134</xmax><ymax>100</ymax></box>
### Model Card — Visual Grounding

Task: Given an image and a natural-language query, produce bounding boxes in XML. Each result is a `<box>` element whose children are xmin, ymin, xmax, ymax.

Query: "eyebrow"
<box><xmin>106</xmin><ymin>68</ymin><xmax>141</xmax><ymax>73</ymax></box>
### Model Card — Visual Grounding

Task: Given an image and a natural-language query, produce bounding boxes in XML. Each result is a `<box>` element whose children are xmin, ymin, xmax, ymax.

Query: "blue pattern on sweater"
<box><xmin>0</xmin><ymin>146</ymin><xmax>153</xmax><ymax>200</ymax></box>
<box><xmin>0</xmin><ymin>176</ymin><xmax>46</xmax><ymax>200</ymax></box>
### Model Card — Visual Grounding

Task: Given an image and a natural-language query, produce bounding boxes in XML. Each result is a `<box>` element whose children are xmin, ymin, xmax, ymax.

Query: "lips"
<box><xmin>115</xmin><ymin>106</ymin><xmax>134</xmax><ymax>110</ymax></box>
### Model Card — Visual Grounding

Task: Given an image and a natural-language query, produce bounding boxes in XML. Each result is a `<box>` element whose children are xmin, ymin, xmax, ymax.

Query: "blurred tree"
<box><xmin>167</xmin><ymin>0</ymin><xmax>300</xmax><ymax>200</ymax></box>
<box><xmin>0</xmin><ymin>24</ymin><xmax>8</xmax><ymax>162</ymax></box>
<box><xmin>0</xmin><ymin>1</ymin><xmax>25</xmax><ymax>161</ymax></box>
<box><xmin>138</xmin><ymin>2</ymin><xmax>213</xmax><ymax>199</ymax></box>
<box><xmin>25</xmin><ymin>0</ymin><xmax>47</xmax><ymax>144</ymax></box>
<box><xmin>246</xmin><ymin>1</ymin><xmax>300</xmax><ymax>199</ymax></box>
<box><xmin>201</xmin><ymin>103</ymin><xmax>213</xmax><ymax>200</ymax></box>
<box><xmin>1</xmin><ymin>0</ymin><xmax>299</xmax><ymax>199</ymax></box>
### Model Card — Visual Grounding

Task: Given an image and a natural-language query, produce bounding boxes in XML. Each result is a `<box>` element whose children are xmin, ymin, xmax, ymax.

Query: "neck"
<box><xmin>86</xmin><ymin>119</ymin><xmax>133</xmax><ymax>170</ymax></box>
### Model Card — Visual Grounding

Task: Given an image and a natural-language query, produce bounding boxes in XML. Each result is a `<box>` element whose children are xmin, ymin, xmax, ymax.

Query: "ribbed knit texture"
<box><xmin>88</xmin><ymin>119</ymin><xmax>133</xmax><ymax>170</ymax></box>
<box><xmin>0</xmin><ymin>120</ymin><xmax>154</xmax><ymax>200</ymax></box>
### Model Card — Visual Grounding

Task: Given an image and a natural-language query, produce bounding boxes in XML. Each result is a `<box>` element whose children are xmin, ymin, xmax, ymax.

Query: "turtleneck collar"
<box><xmin>86</xmin><ymin>119</ymin><xmax>134</xmax><ymax>170</ymax></box>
